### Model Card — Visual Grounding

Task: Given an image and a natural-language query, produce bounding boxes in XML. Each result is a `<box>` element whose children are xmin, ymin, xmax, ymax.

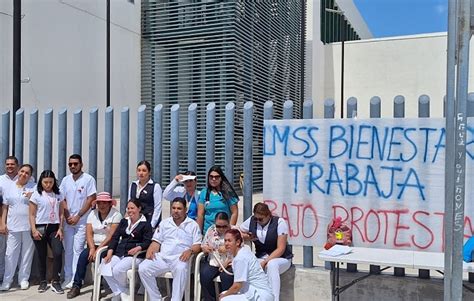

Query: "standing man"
<box><xmin>139</xmin><ymin>197</ymin><xmax>201</xmax><ymax>301</ymax></box>
<box><xmin>60</xmin><ymin>154</ymin><xmax>96</xmax><ymax>289</ymax></box>
<box><xmin>0</xmin><ymin>156</ymin><xmax>19</xmax><ymax>281</ymax></box>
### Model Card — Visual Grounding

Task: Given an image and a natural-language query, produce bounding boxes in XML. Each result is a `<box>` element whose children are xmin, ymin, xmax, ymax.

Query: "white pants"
<box><xmin>2</xmin><ymin>231</ymin><xmax>34</xmax><ymax>285</ymax></box>
<box><xmin>103</xmin><ymin>255</ymin><xmax>142</xmax><ymax>296</ymax></box>
<box><xmin>0</xmin><ymin>234</ymin><xmax>6</xmax><ymax>279</ymax></box>
<box><xmin>138</xmin><ymin>254</ymin><xmax>189</xmax><ymax>301</ymax></box>
<box><xmin>259</xmin><ymin>257</ymin><xmax>291</xmax><ymax>301</ymax></box>
<box><xmin>221</xmin><ymin>288</ymin><xmax>274</xmax><ymax>301</ymax></box>
<box><xmin>63</xmin><ymin>223</ymin><xmax>86</xmax><ymax>281</ymax></box>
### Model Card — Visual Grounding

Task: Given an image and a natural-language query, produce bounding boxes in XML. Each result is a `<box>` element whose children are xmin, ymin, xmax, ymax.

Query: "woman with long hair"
<box><xmin>219</xmin><ymin>229</ymin><xmax>274</xmax><ymax>301</ymax></box>
<box><xmin>197</xmin><ymin>166</ymin><xmax>238</xmax><ymax>234</ymax></box>
<box><xmin>0</xmin><ymin>164</ymin><xmax>36</xmax><ymax>291</ymax></box>
<box><xmin>29</xmin><ymin>170</ymin><xmax>65</xmax><ymax>294</ymax></box>
<box><xmin>128</xmin><ymin>160</ymin><xmax>162</xmax><ymax>228</ymax></box>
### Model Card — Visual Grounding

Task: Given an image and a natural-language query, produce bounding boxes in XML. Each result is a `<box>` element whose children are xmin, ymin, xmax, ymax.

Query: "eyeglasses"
<box><xmin>254</xmin><ymin>216</ymin><xmax>266</xmax><ymax>222</ymax></box>
<box><xmin>209</xmin><ymin>175</ymin><xmax>221</xmax><ymax>180</ymax></box>
<box><xmin>68</xmin><ymin>162</ymin><xmax>80</xmax><ymax>167</ymax></box>
<box><xmin>215</xmin><ymin>225</ymin><xmax>229</xmax><ymax>229</ymax></box>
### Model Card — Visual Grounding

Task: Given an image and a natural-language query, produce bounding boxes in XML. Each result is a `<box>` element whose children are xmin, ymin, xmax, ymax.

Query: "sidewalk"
<box><xmin>0</xmin><ymin>283</ymin><xmax>95</xmax><ymax>301</ymax></box>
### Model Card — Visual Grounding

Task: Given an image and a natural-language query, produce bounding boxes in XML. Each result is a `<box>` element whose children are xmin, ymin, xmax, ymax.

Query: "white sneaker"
<box><xmin>20</xmin><ymin>280</ymin><xmax>29</xmax><ymax>290</ymax></box>
<box><xmin>61</xmin><ymin>280</ymin><xmax>73</xmax><ymax>289</ymax></box>
<box><xmin>0</xmin><ymin>282</ymin><xmax>11</xmax><ymax>291</ymax></box>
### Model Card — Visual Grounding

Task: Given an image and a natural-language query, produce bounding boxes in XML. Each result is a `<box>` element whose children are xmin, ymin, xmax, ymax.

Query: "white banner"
<box><xmin>263</xmin><ymin>118</ymin><xmax>474</xmax><ymax>252</ymax></box>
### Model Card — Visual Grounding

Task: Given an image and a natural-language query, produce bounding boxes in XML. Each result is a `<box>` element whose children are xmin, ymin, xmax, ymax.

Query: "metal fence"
<box><xmin>1</xmin><ymin>94</ymin><xmax>474</xmax><ymax>275</ymax></box>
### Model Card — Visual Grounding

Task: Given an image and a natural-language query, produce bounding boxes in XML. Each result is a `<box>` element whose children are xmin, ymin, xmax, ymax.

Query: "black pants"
<box><xmin>33</xmin><ymin>223</ymin><xmax>63</xmax><ymax>282</ymax></box>
<box><xmin>200</xmin><ymin>257</ymin><xmax>234</xmax><ymax>301</ymax></box>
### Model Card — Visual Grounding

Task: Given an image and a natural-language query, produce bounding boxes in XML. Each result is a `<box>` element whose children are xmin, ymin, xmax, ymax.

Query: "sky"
<box><xmin>353</xmin><ymin>0</ymin><xmax>448</xmax><ymax>38</ymax></box>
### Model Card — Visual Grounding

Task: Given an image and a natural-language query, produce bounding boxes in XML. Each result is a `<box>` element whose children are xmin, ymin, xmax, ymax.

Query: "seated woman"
<box><xmin>29</xmin><ymin>170</ymin><xmax>64</xmax><ymax>294</ymax></box>
<box><xmin>163</xmin><ymin>171</ymin><xmax>200</xmax><ymax>220</ymax></box>
<box><xmin>66</xmin><ymin>191</ymin><xmax>122</xmax><ymax>299</ymax></box>
<box><xmin>239</xmin><ymin>203</ymin><xmax>292</xmax><ymax>301</ymax></box>
<box><xmin>200</xmin><ymin>212</ymin><xmax>234</xmax><ymax>301</ymax></box>
<box><xmin>219</xmin><ymin>229</ymin><xmax>274</xmax><ymax>301</ymax></box>
<box><xmin>101</xmin><ymin>199</ymin><xmax>153</xmax><ymax>301</ymax></box>
<box><xmin>197</xmin><ymin>166</ymin><xmax>239</xmax><ymax>234</ymax></box>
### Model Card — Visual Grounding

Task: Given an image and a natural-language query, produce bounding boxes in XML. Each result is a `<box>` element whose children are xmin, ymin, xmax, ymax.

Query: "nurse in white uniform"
<box><xmin>219</xmin><ymin>229</ymin><xmax>274</xmax><ymax>301</ymax></box>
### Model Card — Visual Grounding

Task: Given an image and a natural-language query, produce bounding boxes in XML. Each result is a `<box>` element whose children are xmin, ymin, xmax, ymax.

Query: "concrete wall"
<box><xmin>0</xmin><ymin>0</ymin><xmax>141</xmax><ymax>194</ymax></box>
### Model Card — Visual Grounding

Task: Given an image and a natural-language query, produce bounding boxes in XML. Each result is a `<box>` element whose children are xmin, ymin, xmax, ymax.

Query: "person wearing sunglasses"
<box><xmin>199</xmin><ymin>212</ymin><xmax>235</xmax><ymax>301</ymax></box>
<box><xmin>197</xmin><ymin>166</ymin><xmax>239</xmax><ymax>234</ymax></box>
<box><xmin>163</xmin><ymin>171</ymin><xmax>200</xmax><ymax>220</ymax></box>
<box><xmin>60</xmin><ymin>154</ymin><xmax>97</xmax><ymax>289</ymax></box>
<box><xmin>239</xmin><ymin>202</ymin><xmax>292</xmax><ymax>301</ymax></box>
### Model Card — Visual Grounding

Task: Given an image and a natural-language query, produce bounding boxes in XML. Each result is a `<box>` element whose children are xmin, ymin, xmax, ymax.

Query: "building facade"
<box><xmin>142</xmin><ymin>0</ymin><xmax>305</xmax><ymax>189</ymax></box>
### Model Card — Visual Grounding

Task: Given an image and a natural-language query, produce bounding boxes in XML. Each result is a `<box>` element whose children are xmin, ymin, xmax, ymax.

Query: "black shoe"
<box><xmin>51</xmin><ymin>281</ymin><xmax>64</xmax><ymax>294</ymax></box>
<box><xmin>38</xmin><ymin>281</ymin><xmax>49</xmax><ymax>293</ymax></box>
<box><xmin>66</xmin><ymin>286</ymin><xmax>80</xmax><ymax>299</ymax></box>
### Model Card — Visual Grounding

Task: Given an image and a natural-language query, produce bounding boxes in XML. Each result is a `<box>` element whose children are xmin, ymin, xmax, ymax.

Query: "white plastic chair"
<box><xmin>92</xmin><ymin>248</ymin><xmax>146</xmax><ymax>301</ymax></box>
<box><xmin>194</xmin><ymin>252</ymin><xmax>224</xmax><ymax>301</ymax></box>
<box><xmin>92</xmin><ymin>246</ymin><xmax>108</xmax><ymax>301</ymax></box>
<box><xmin>144</xmin><ymin>254</ymin><xmax>195</xmax><ymax>301</ymax></box>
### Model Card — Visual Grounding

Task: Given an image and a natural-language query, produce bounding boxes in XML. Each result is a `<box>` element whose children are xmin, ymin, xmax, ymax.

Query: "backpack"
<box><xmin>325</xmin><ymin>217</ymin><xmax>352</xmax><ymax>249</ymax></box>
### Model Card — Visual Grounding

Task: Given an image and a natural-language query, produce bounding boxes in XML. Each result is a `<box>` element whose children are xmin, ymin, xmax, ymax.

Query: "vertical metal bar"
<box><xmin>346</xmin><ymin>97</ymin><xmax>357</xmax><ymax>118</ymax></box>
<box><xmin>346</xmin><ymin>97</ymin><xmax>358</xmax><ymax>273</ymax></box>
<box><xmin>12</xmin><ymin>0</ymin><xmax>21</xmax><ymax>153</ymax></box>
<box><xmin>170</xmin><ymin>104</ymin><xmax>180</xmax><ymax>179</ymax></box>
<box><xmin>369</xmin><ymin>96</ymin><xmax>381</xmax><ymax>118</ymax></box>
<box><xmin>283</xmin><ymin>100</ymin><xmax>293</xmax><ymax>254</ymax></box>
<box><xmin>137</xmin><ymin>105</ymin><xmax>146</xmax><ymax>163</ymax></box>
<box><xmin>1</xmin><ymin>110</ymin><xmax>10</xmax><ymax>173</ymax></box>
<box><xmin>324</xmin><ymin>99</ymin><xmax>335</xmax><ymax>272</ymax></box>
<box><xmin>121</xmin><ymin>107</ymin><xmax>130</xmax><ymax>215</ymax></box>
<box><xmin>73</xmin><ymin>109</ymin><xmax>82</xmax><ymax>156</ymax></box>
<box><xmin>444</xmin><ymin>0</ymin><xmax>457</xmax><ymax>296</ymax></box>
<box><xmin>418</xmin><ymin>94</ymin><xmax>430</xmax><ymax>279</ymax></box>
<box><xmin>264</xmin><ymin>101</ymin><xmax>274</xmax><ymax>120</ymax></box>
<box><xmin>449</xmin><ymin>1</ymin><xmax>470</xmax><ymax>298</ymax></box>
<box><xmin>393</xmin><ymin>95</ymin><xmax>405</xmax><ymax>277</ymax></box>
<box><xmin>154</xmin><ymin>105</ymin><xmax>163</xmax><ymax>184</ymax></box>
<box><xmin>57</xmin><ymin>108</ymin><xmax>67</xmax><ymax>182</ymax></box>
<box><xmin>89</xmin><ymin>107</ymin><xmax>99</xmax><ymax>180</ymax></box>
<box><xmin>243</xmin><ymin>102</ymin><xmax>254</xmax><ymax>221</ymax></box>
<box><xmin>14</xmin><ymin>108</ymin><xmax>24</xmax><ymax>165</ymax></box>
<box><xmin>106</xmin><ymin>0</ymin><xmax>110</xmax><ymax>107</ymax></box>
<box><xmin>225</xmin><ymin>102</ymin><xmax>235</xmax><ymax>184</ymax></box>
<box><xmin>104</xmin><ymin>107</ymin><xmax>114</xmax><ymax>193</ymax></box>
<box><xmin>369</xmin><ymin>96</ymin><xmax>381</xmax><ymax>275</ymax></box>
<box><xmin>43</xmin><ymin>109</ymin><xmax>53</xmax><ymax>171</ymax></box>
<box><xmin>302</xmin><ymin>100</ymin><xmax>314</xmax><ymax>269</ymax></box>
<box><xmin>206</xmin><ymin>102</ymin><xmax>216</xmax><ymax>172</ymax></box>
<box><xmin>187</xmin><ymin>103</ymin><xmax>197</xmax><ymax>173</ymax></box>
<box><xmin>29</xmin><ymin>108</ymin><xmax>38</xmax><ymax>179</ymax></box>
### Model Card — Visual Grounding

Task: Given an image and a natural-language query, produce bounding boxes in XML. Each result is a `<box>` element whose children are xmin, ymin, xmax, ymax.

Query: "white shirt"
<box><xmin>87</xmin><ymin>207</ymin><xmax>122</xmax><ymax>245</ymax></box>
<box><xmin>29</xmin><ymin>190</ymin><xmax>64</xmax><ymax>224</ymax></box>
<box><xmin>3</xmin><ymin>180</ymin><xmax>36</xmax><ymax>232</ymax></box>
<box><xmin>240</xmin><ymin>216</ymin><xmax>289</xmax><ymax>244</ymax></box>
<box><xmin>153</xmin><ymin>216</ymin><xmax>201</xmax><ymax>258</ymax></box>
<box><xmin>128</xmin><ymin>179</ymin><xmax>162</xmax><ymax>228</ymax></box>
<box><xmin>0</xmin><ymin>174</ymin><xmax>17</xmax><ymax>201</ymax></box>
<box><xmin>233</xmin><ymin>245</ymin><xmax>273</xmax><ymax>299</ymax></box>
<box><xmin>162</xmin><ymin>179</ymin><xmax>200</xmax><ymax>201</ymax></box>
<box><xmin>60</xmin><ymin>172</ymin><xmax>97</xmax><ymax>225</ymax></box>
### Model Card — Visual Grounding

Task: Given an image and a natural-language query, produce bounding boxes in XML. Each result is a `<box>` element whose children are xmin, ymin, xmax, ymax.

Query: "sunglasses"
<box><xmin>254</xmin><ymin>216</ymin><xmax>265</xmax><ymax>222</ymax></box>
<box><xmin>68</xmin><ymin>162</ymin><xmax>80</xmax><ymax>167</ymax></box>
<box><xmin>209</xmin><ymin>175</ymin><xmax>221</xmax><ymax>180</ymax></box>
<box><xmin>215</xmin><ymin>225</ymin><xmax>229</xmax><ymax>229</ymax></box>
